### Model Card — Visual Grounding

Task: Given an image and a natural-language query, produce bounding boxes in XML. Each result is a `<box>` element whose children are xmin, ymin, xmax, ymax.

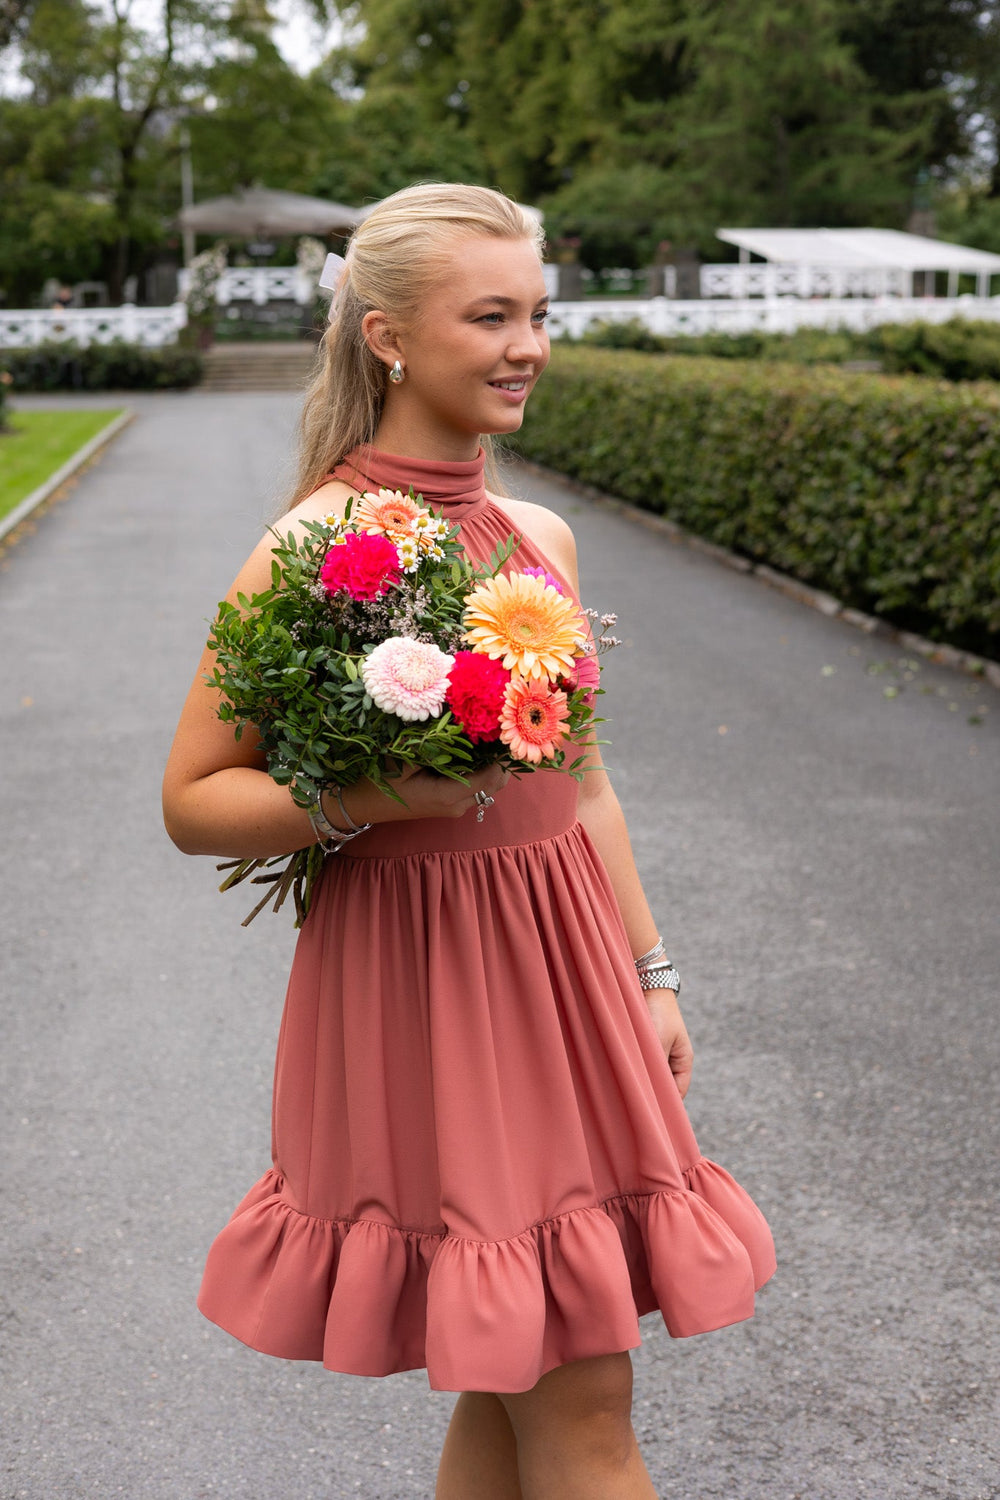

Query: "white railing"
<box><xmin>0</xmin><ymin>304</ymin><xmax>188</xmax><ymax>349</ymax></box>
<box><xmin>699</xmin><ymin>263</ymin><xmax>910</xmax><ymax>300</ymax></box>
<box><xmin>5</xmin><ymin>290</ymin><xmax>997</xmax><ymax>353</ymax></box>
<box><xmin>177</xmin><ymin>265</ymin><xmax>315</xmax><ymax>306</ymax></box>
<box><xmin>544</xmin><ymin>294</ymin><xmax>1000</xmax><ymax>342</ymax></box>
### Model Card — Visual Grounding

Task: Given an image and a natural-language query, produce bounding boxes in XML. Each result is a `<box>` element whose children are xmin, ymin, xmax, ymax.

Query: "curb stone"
<box><xmin>514</xmin><ymin>456</ymin><xmax>1000</xmax><ymax>692</ymax></box>
<box><xmin>0</xmin><ymin>407</ymin><xmax>134</xmax><ymax>546</ymax></box>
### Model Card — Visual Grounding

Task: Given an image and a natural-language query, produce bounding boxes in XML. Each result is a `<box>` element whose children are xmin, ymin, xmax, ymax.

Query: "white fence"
<box><xmin>0</xmin><ymin>303</ymin><xmax>187</xmax><ymax>350</ymax></box>
<box><xmin>698</xmin><ymin>263</ymin><xmax>910</xmax><ymax>300</ymax></box>
<box><xmin>4</xmin><ymin>289</ymin><xmax>999</xmax><ymax>351</ymax></box>
<box><xmin>176</xmin><ymin>265</ymin><xmax>314</xmax><ymax>306</ymax></box>
<box><xmin>544</xmin><ymin>294</ymin><xmax>1000</xmax><ymax>342</ymax></box>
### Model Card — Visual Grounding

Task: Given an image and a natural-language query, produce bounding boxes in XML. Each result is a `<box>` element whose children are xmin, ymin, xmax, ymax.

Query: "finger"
<box><xmin>670</xmin><ymin>1047</ymin><xmax>694</xmax><ymax>1098</ymax></box>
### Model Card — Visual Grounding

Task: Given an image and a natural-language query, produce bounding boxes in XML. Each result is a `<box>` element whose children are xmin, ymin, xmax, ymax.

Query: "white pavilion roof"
<box><xmin>716</xmin><ymin>228</ymin><xmax>1000</xmax><ymax>273</ymax></box>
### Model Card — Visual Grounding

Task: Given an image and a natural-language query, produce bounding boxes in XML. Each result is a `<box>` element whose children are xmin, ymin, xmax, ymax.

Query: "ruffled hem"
<box><xmin>197</xmin><ymin>1159</ymin><xmax>775</xmax><ymax>1392</ymax></box>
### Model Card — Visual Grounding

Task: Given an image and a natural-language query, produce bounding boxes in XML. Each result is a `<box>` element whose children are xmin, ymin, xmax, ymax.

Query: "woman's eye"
<box><xmin>479</xmin><ymin>312</ymin><xmax>505</xmax><ymax>325</ymax></box>
<box><xmin>532</xmin><ymin>309</ymin><xmax>549</xmax><ymax>325</ymax></box>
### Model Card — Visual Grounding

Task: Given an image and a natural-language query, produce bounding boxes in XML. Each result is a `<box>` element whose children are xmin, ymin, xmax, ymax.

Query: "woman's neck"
<box><xmin>371</xmin><ymin>410</ymin><xmax>481</xmax><ymax>464</ymax></box>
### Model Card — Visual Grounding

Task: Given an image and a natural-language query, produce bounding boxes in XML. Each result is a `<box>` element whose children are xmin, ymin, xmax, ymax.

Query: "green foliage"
<box><xmin>307</xmin><ymin>86</ymin><xmax>486</xmax><ymax>206</ymax></box>
<box><xmin>936</xmin><ymin>188</ymin><xmax>1000</xmax><ymax>257</ymax></box>
<box><xmin>3</xmin><ymin>339</ymin><xmax>202</xmax><ymax>390</ymax></box>
<box><xmin>5</xmin><ymin>0</ymin><xmax>1000</xmax><ymax>304</ymax></box>
<box><xmin>512</xmin><ymin>346</ymin><xmax>1000</xmax><ymax>658</ymax></box>
<box><xmin>339</xmin><ymin>0</ymin><xmax>991</xmax><ymax>266</ymax></box>
<box><xmin>205</xmin><ymin>503</ymin><xmax>606</xmax><ymax>923</ymax></box>
<box><xmin>656</xmin><ymin>0</ymin><xmax>935</xmax><ymax>232</ymax></box>
<box><xmin>0</xmin><ymin>0</ymin><xmax>342</xmax><ymax>306</ymax></box>
<box><xmin>572</xmin><ymin>317</ymin><xmax>1000</xmax><ymax>382</ymax></box>
<box><xmin>188</xmin><ymin>17</ymin><xmax>349</xmax><ymax>202</ymax></box>
<box><xmin>208</xmin><ymin>514</ymin><xmax>521</xmax><ymax>815</ymax></box>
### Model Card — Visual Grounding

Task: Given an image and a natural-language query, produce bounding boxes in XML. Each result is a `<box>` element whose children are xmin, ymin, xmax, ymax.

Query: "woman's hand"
<box><xmin>344</xmin><ymin>761</ymin><xmax>512</xmax><ymax>826</ymax></box>
<box><xmin>644</xmin><ymin>989</ymin><xmax>694</xmax><ymax>1098</ymax></box>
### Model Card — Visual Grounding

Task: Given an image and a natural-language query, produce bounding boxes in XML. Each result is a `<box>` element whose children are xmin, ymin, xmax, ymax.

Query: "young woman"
<box><xmin>162</xmin><ymin>183</ymin><xmax>775</xmax><ymax>1499</ymax></box>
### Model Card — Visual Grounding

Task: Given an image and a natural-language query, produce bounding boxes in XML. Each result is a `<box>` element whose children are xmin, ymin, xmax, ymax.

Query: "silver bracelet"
<box><xmin>307</xmin><ymin>786</ymin><xmax>371</xmax><ymax>853</ymax></box>
<box><xmin>333</xmin><ymin>784</ymin><xmax>370</xmax><ymax>835</ymax></box>
<box><xmin>638</xmin><ymin>963</ymin><xmax>681</xmax><ymax>995</ymax></box>
<box><xmin>634</xmin><ymin>937</ymin><xmax>666</xmax><ymax>969</ymax></box>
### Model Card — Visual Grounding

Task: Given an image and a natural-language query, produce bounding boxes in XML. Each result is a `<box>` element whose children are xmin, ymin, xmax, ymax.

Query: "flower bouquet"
<box><xmin>206</xmin><ymin>485</ymin><xmax>618</xmax><ymax>924</ymax></box>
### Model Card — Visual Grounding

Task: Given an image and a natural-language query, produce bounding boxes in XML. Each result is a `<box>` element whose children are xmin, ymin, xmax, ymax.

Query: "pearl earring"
<box><xmin>388</xmin><ymin>360</ymin><xmax>405</xmax><ymax>384</ymax></box>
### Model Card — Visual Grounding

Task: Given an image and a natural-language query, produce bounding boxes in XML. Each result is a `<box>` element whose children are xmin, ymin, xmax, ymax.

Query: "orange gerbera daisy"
<box><xmin>464</xmin><ymin>572</ymin><xmax>585</xmax><ymax>680</ymax></box>
<box><xmin>356</xmin><ymin>487</ymin><xmax>423</xmax><ymax>537</ymax></box>
<box><xmin>500</xmin><ymin>676</ymin><xmax>570</xmax><ymax>763</ymax></box>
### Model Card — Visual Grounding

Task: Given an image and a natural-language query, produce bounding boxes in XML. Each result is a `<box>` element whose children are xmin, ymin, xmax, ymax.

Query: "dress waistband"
<box><xmin>340</xmin><ymin>769</ymin><xmax>579</xmax><ymax>859</ymax></box>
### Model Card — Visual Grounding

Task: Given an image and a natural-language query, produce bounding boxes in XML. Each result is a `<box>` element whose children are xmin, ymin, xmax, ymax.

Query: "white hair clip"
<box><xmin>319</xmin><ymin>252</ymin><xmax>348</xmax><ymax>321</ymax></box>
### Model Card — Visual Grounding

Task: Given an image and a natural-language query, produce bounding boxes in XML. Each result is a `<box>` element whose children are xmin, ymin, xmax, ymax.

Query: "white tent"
<box><xmin>178</xmin><ymin>188</ymin><xmax>364</xmax><ymax>238</ymax></box>
<box><xmin>716</xmin><ymin>228</ymin><xmax>1000</xmax><ymax>296</ymax></box>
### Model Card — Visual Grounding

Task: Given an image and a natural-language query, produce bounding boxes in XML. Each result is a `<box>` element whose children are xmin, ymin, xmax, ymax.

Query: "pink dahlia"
<box><xmin>361</xmin><ymin>637</ymin><xmax>454</xmax><ymax>721</ymax></box>
<box><xmin>565</xmin><ymin>650</ymin><xmax>601</xmax><ymax>705</ymax></box>
<box><xmin>320</xmin><ymin>531</ymin><xmax>401</xmax><ymax>600</ymax></box>
<box><xmin>445</xmin><ymin>651</ymin><xmax>510</xmax><ymax>743</ymax></box>
<box><xmin>522</xmin><ymin>564</ymin><xmax>564</xmax><ymax>594</ymax></box>
<box><xmin>500</xmin><ymin>675</ymin><xmax>570</xmax><ymax>764</ymax></box>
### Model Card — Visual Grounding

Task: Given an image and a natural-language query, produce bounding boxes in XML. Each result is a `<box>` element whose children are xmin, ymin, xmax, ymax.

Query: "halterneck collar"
<box><xmin>331</xmin><ymin>445</ymin><xmax>488</xmax><ymax>519</ymax></box>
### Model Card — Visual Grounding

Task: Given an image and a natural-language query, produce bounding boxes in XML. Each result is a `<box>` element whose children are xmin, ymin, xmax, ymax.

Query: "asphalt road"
<box><xmin>2</xmin><ymin>391</ymin><xmax>998</xmax><ymax>1500</ymax></box>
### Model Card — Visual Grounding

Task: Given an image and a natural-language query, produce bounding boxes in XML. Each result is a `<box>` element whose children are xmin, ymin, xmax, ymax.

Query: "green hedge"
<box><xmin>1</xmin><ymin>339</ymin><xmax>203</xmax><ymax>391</ymax></box>
<box><xmin>575</xmin><ymin>317</ymin><xmax>1000</xmax><ymax>383</ymax></box>
<box><xmin>513</xmin><ymin>347</ymin><xmax>1000</xmax><ymax>659</ymax></box>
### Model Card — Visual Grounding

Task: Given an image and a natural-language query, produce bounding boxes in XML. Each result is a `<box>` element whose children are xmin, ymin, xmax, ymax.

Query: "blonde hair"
<box><xmin>292</xmin><ymin>183</ymin><xmax>545</xmax><ymax>505</ymax></box>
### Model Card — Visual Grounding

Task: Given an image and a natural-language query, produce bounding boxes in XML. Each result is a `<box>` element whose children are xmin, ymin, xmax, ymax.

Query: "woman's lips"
<box><xmin>488</xmin><ymin>377</ymin><xmax>529</xmax><ymax>401</ymax></box>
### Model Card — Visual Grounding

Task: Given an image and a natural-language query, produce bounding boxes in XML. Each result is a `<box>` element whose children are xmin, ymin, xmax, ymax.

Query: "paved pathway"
<box><xmin>2</xmin><ymin>392</ymin><xmax>998</xmax><ymax>1499</ymax></box>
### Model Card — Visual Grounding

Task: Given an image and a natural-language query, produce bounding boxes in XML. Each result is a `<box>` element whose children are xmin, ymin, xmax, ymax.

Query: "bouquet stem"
<box><xmin>216</xmin><ymin>843</ymin><xmax>326</xmax><ymax>926</ymax></box>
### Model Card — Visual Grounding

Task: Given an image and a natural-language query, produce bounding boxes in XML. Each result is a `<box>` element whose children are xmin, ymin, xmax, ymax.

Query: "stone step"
<box><xmin>200</xmin><ymin>341</ymin><xmax>320</xmax><ymax>392</ymax></box>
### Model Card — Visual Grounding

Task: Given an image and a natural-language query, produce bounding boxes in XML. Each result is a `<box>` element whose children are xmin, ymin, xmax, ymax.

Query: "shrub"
<box><xmin>573</xmin><ymin>316</ymin><xmax>1000</xmax><ymax>382</ymax></box>
<box><xmin>513</xmin><ymin>346</ymin><xmax>1000</xmax><ymax>658</ymax></box>
<box><xmin>3</xmin><ymin>340</ymin><xmax>203</xmax><ymax>391</ymax></box>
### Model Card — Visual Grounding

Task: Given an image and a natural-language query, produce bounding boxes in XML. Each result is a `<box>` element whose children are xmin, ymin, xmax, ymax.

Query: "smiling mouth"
<box><xmin>490</xmin><ymin>378</ymin><xmax>529</xmax><ymax>391</ymax></box>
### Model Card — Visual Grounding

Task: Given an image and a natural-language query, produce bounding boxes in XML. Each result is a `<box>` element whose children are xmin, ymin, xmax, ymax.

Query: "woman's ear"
<box><xmin>361</xmin><ymin>310</ymin><xmax>404</xmax><ymax>373</ymax></box>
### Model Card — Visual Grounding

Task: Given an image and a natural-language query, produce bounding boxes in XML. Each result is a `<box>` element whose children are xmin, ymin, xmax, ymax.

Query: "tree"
<box><xmin>0</xmin><ymin>0</ymin><xmax>344</xmax><ymax>305</ymax></box>
<box><xmin>0</xmin><ymin>0</ymin><xmax>37</xmax><ymax>52</ymax></box>
<box><xmin>333</xmin><ymin>0</ymin><xmax>995</xmax><ymax>266</ymax></box>
<box><xmin>190</xmin><ymin>6</ymin><xmax>346</xmax><ymax>201</ymax></box>
<box><xmin>649</xmin><ymin>0</ymin><xmax>937</xmax><ymax>235</ymax></box>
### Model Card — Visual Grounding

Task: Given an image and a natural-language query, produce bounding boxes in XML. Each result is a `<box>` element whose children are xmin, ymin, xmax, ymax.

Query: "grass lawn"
<box><xmin>0</xmin><ymin>408</ymin><xmax>125</xmax><ymax>523</ymax></box>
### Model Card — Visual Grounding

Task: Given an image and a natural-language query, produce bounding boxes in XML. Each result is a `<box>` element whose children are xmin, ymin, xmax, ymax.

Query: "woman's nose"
<box><xmin>506</xmin><ymin>320</ymin><xmax>547</xmax><ymax>363</ymax></box>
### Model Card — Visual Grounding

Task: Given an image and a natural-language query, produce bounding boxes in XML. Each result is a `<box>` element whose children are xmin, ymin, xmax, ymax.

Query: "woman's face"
<box><xmin>386</xmin><ymin>234</ymin><xmax>550</xmax><ymax>457</ymax></box>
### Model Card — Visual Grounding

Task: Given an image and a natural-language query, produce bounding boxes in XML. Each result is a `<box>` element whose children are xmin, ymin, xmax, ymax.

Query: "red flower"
<box><xmin>445</xmin><ymin>651</ymin><xmax>510</xmax><ymax>742</ymax></box>
<box><xmin>320</xmin><ymin>532</ymin><xmax>401</xmax><ymax>600</ymax></box>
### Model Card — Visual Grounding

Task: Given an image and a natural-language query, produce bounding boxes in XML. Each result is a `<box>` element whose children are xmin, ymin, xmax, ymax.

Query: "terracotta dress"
<box><xmin>197</xmin><ymin>446</ymin><xmax>775</xmax><ymax>1393</ymax></box>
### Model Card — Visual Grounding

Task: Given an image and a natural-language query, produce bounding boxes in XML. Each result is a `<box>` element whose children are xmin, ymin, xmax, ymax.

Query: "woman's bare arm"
<box><xmin>521</xmin><ymin>504</ymin><xmax>694</xmax><ymax>1095</ymax></box>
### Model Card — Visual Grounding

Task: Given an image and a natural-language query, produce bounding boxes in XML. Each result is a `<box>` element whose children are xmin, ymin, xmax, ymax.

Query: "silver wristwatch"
<box><xmin>637</xmin><ymin>964</ymin><xmax>681</xmax><ymax>995</ymax></box>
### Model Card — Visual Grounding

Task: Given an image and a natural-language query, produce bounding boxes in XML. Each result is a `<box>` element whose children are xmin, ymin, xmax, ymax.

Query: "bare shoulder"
<box><xmin>488</xmin><ymin>493</ymin><xmax>578</xmax><ymax>581</ymax></box>
<box><xmin>277</xmin><ymin>477</ymin><xmax>356</xmax><ymax>529</ymax></box>
<box><xmin>223</xmin><ymin>480</ymin><xmax>352</xmax><ymax>601</ymax></box>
